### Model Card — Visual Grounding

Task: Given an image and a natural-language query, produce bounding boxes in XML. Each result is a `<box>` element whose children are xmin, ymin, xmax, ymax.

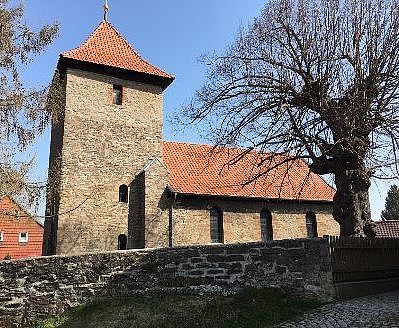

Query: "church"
<box><xmin>42</xmin><ymin>18</ymin><xmax>339</xmax><ymax>256</ymax></box>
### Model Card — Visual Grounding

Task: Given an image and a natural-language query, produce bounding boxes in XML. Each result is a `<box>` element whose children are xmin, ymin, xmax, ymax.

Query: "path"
<box><xmin>277</xmin><ymin>290</ymin><xmax>399</xmax><ymax>327</ymax></box>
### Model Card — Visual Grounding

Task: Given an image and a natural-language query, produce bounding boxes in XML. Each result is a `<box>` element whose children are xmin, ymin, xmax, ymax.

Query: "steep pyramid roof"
<box><xmin>61</xmin><ymin>21</ymin><xmax>173</xmax><ymax>85</ymax></box>
<box><xmin>163</xmin><ymin>142</ymin><xmax>335</xmax><ymax>202</ymax></box>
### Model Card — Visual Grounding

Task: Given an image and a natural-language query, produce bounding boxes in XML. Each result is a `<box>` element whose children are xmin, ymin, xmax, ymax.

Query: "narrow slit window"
<box><xmin>113</xmin><ymin>84</ymin><xmax>123</xmax><ymax>105</ymax></box>
<box><xmin>0</xmin><ymin>232</ymin><xmax>3</xmax><ymax>242</ymax></box>
<box><xmin>260</xmin><ymin>209</ymin><xmax>273</xmax><ymax>241</ymax></box>
<box><xmin>118</xmin><ymin>234</ymin><xmax>127</xmax><ymax>250</ymax></box>
<box><xmin>19</xmin><ymin>232</ymin><xmax>28</xmax><ymax>243</ymax></box>
<box><xmin>119</xmin><ymin>185</ymin><xmax>128</xmax><ymax>203</ymax></box>
<box><xmin>306</xmin><ymin>211</ymin><xmax>318</xmax><ymax>238</ymax></box>
<box><xmin>210</xmin><ymin>207</ymin><xmax>223</xmax><ymax>243</ymax></box>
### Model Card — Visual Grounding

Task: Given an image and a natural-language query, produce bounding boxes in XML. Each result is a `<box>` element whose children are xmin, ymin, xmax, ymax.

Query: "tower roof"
<box><xmin>60</xmin><ymin>21</ymin><xmax>174</xmax><ymax>88</ymax></box>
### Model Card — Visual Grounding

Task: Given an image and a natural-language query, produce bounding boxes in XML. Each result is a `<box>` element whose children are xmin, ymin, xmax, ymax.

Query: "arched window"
<box><xmin>210</xmin><ymin>207</ymin><xmax>223</xmax><ymax>243</ymax></box>
<box><xmin>118</xmin><ymin>234</ymin><xmax>127</xmax><ymax>250</ymax></box>
<box><xmin>119</xmin><ymin>185</ymin><xmax>128</xmax><ymax>203</ymax></box>
<box><xmin>260</xmin><ymin>208</ymin><xmax>273</xmax><ymax>241</ymax></box>
<box><xmin>306</xmin><ymin>211</ymin><xmax>318</xmax><ymax>238</ymax></box>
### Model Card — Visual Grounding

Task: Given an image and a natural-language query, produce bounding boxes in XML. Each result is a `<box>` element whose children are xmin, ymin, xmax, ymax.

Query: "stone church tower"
<box><xmin>43</xmin><ymin>21</ymin><xmax>174</xmax><ymax>255</ymax></box>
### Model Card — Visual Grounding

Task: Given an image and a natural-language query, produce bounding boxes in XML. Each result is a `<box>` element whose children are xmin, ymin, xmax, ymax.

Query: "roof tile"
<box><xmin>163</xmin><ymin>142</ymin><xmax>335</xmax><ymax>201</ymax></box>
<box><xmin>62</xmin><ymin>21</ymin><xmax>173</xmax><ymax>79</ymax></box>
<box><xmin>375</xmin><ymin>220</ymin><xmax>399</xmax><ymax>238</ymax></box>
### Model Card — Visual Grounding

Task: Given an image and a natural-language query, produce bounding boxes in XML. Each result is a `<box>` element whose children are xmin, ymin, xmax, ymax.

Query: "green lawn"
<box><xmin>36</xmin><ymin>288</ymin><xmax>323</xmax><ymax>328</ymax></box>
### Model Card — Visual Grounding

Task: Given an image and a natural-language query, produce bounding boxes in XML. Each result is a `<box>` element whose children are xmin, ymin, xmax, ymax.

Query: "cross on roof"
<box><xmin>103</xmin><ymin>0</ymin><xmax>109</xmax><ymax>21</ymax></box>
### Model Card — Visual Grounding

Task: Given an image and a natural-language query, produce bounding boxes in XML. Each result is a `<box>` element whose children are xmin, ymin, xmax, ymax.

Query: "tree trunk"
<box><xmin>333</xmin><ymin>167</ymin><xmax>376</xmax><ymax>237</ymax></box>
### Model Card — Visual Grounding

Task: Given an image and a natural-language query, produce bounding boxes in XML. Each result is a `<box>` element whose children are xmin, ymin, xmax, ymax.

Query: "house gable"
<box><xmin>0</xmin><ymin>196</ymin><xmax>43</xmax><ymax>260</ymax></box>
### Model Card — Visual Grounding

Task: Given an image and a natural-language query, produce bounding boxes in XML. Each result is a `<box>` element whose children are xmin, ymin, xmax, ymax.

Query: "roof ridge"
<box><xmin>377</xmin><ymin>220</ymin><xmax>399</xmax><ymax>222</ymax></box>
<box><xmin>106</xmin><ymin>21</ymin><xmax>172</xmax><ymax>78</ymax></box>
<box><xmin>163</xmin><ymin>141</ymin><xmax>336</xmax><ymax>202</ymax></box>
<box><xmin>63</xmin><ymin>21</ymin><xmax>105</xmax><ymax>56</ymax></box>
<box><xmin>61</xmin><ymin>20</ymin><xmax>174</xmax><ymax>82</ymax></box>
<box><xmin>163</xmin><ymin>140</ymin><xmax>257</xmax><ymax>152</ymax></box>
<box><xmin>104</xmin><ymin>21</ymin><xmax>141</xmax><ymax>59</ymax></box>
<box><xmin>163</xmin><ymin>141</ymin><xmax>335</xmax><ymax>192</ymax></box>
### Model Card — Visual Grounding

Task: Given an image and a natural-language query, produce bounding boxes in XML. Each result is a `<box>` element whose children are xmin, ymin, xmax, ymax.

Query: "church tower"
<box><xmin>43</xmin><ymin>19</ymin><xmax>174</xmax><ymax>255</ymax></box>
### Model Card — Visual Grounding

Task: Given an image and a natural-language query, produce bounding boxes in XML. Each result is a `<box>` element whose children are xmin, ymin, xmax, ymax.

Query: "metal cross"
<box><xmin>103</xmin><ymin>0</ymin><xmax>109</xmax><ymax>21</ymax></box>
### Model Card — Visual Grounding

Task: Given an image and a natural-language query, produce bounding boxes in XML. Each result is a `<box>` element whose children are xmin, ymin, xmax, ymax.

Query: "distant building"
<box><xmin>43</xmin><ymin>20</ymin><xmax>340</xmax><ymax>256</ymax></box>
<box><xmin>375</xmin><ymin>220</ymin><xmax>399</xmax><ymax>238</ymax></box>
<box><xmin>0</xmin><ymin>196</ymin><xmax>43</xmax><ymax>260</ymax></box>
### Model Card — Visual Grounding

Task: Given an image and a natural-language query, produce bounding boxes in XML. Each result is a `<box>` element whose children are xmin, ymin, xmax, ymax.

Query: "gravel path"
<box><xmin>277</xmin><ymin>290</ymin><xmax>399</xmax><ymax>327</ymax></box>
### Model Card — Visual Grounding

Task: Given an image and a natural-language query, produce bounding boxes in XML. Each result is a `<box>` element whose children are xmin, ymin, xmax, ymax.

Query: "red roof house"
<box><xmin>0</xmin><ymin>196</ymin><xmax>43</xmax><ymax>260</ymax></box>
<box><xmin>375</xmin><ymin>220</ymin><xmax>399</xmax><ymax>238</ymax></box>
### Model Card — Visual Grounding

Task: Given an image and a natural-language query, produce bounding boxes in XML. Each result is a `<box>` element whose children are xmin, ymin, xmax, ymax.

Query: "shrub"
<box><xmin>3</xmin><ymin>254</ymin><xmax>11</xmax><ymax>261</ymax></box>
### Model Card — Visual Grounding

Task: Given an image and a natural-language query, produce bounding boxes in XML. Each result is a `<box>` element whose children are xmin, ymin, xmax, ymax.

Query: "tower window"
<box><xmin>119</xmin><ymin>185</ymin><xmax>128</xmax><ymax>203</ymax></box>
<box><xmin>0</xmin><ymin>232</ymin><xmax>3</xmax><ymax>242</ymax></box>
<box><xmin>260</xmin><ymin>208</ymin><xmax>273</xmax><ymax>241</ymax></box>
<box><xmin>210</xmin><ymin>207</ymin><xmax>223</xmax><ymax>243</ymax></box>
<box><xmin>118</xmin><ymin>234</ymin><xmax>127</xmax><ymax>250</ymax></box>
<box><xmin>113</xmin><ymin>84</ymin><xmax>123</xmax><ymax>105</ymax></box>
<box><xmin>306</xmin><ymin>211</ymin><xmax>318</xmax><ymax>238</ymax></box>
<box><xmin>19</xmin><ymin>232</ymin><xmax>28</xmax><ymax>243</ymax></box>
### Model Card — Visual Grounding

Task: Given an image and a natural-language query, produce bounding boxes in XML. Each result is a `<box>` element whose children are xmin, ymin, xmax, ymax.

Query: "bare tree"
<box><xmin>0</xmin><ymin>0</ymin><xmax>59</xmax><ymax>208</ymax></box>
<box><xmin>184</xmin><ymin>0</ymin><xmax>399</xmax><ymax>237</ymax></box>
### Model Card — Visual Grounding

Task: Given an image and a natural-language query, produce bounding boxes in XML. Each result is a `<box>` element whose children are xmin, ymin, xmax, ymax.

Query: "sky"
<box><xmin>19</xmin><ymin>0</ymin><xmax>394</xmax><ymax>220</ymax></box>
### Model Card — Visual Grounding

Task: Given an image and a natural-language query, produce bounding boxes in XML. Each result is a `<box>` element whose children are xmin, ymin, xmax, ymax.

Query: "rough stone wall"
<box><xmin>43</xmin><ymin>72</ymin><xmax>67</xmax><ymax>256</ymax></box>
<box><xmin>0</xmin><ymin>238</ymin><xmax>333</xmax><ymax>328</ymax></box>
<box><xmin>142</xmin><ymin>160</ymin><xmax>170</xmax><ymax>248</ymax></box>
<box><xmin>128</xmin><ymin>172</ymin><xmax>146</xmax><ymax>249</ymax></box>
<box><xmin>171</xmin><ymin>196</ymin><xmax>340</xmax><ymax>246</ymax></box>
<box><xmin>44</xmin><ymin>68</ymin><xmax>164</xmax><ymax>255</ymax></box>
<box><xmin>128</xmin><ymin>160</ymin><xmax>170</xmax><ymax>249</ymax></box>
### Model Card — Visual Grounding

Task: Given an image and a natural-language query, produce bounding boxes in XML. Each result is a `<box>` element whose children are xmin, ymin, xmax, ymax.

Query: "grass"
<box><xmin>35</xmin><ymin>288</ymin><xmax>323</xmax><ymax>328</ymax></box>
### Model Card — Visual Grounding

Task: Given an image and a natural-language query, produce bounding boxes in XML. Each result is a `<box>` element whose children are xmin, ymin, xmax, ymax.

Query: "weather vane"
<box><xmin>103</xmin><ymin>0</ymin><xmax>109</xmax><ymax>21</ymax></box>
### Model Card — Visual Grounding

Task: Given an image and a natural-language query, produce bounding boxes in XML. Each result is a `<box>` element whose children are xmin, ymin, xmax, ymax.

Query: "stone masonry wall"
<box><xmin>143</xmin><ymin>159</ymin><xmax>170</xmax><ymax>248</ymax></box>
<box><xmin>0</xmin><ymin>238</ymin><xmax>333</xmax><ymax>328</ymax></box>
<box><xmin>171</xmin><ymin>196</ymin><xmax>340</xmax><ymax>246</ymax></box>
<box><xmin>45</xmin><ymin>68</ymin><xmax>164</xmax><ymax>255</ymax></box>
<box><xmin>43</xmin><ymin>72</ymin><xmax>67</xmax><ymax>255</ymax></box>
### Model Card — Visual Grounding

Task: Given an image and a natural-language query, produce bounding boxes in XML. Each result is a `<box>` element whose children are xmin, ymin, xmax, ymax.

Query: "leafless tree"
<box><xmin>0</xmin><ymin>0</ymin><xmax>59</xmax><ymax>208</ymax></box>
<box><xmin>184</xmin><ymin>0</ymin><xmax>399</xmax><ymax>237</ymax></box>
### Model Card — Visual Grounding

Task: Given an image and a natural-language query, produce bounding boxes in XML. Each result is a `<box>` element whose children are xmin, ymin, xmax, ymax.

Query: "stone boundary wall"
<box><xmin>0</xmin><ymin>238</ymin><xmax>333</xmax><ymax>328</ymax></box>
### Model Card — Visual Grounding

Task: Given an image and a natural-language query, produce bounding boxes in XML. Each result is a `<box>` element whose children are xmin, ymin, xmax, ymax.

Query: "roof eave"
<box><xmin>167</xmin><ymin>189</ymin><xmax>334</xmax><ymax>204</ymax></box>
<box><xmin>58</xmin><ymin>56</ymin><xmax>174</xmax><ymax>91</ymax></box>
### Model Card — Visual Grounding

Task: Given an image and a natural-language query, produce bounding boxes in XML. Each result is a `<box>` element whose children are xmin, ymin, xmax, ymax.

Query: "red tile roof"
<box><xmin>0</xmin><ymin>196</ymin><xmax>43</xmax><ymax>260</ymax></box>
<box><xmin>375</xmin><ymin>220</ymin><xmax>399</xmax><ymax>238</ymax></box>
<box><xmin>62</xmin><ymin>21</ymin><xmax>173</xmax><ymax>80</ymax></box>
<box><xmin>163</xmin><ymin>142</ymin><xmax>335</xmax><ymax>202</ymax></box>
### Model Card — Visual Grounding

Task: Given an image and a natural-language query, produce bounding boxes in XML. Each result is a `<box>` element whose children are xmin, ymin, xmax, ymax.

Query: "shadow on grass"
<box><xmin>35</xmin><ymin>288</ymin><xmax>323</xmax><ymax>328</ymax></box>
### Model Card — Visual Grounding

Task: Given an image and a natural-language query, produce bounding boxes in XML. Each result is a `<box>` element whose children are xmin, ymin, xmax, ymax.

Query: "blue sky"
<box><xmin>20</xmin><ymin>0</ymin><xmax>393</xmax><ymax>219</ymax></box>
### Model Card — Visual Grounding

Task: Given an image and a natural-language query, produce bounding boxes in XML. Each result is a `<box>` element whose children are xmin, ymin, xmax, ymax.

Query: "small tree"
<box><xmin>184</xmin><ymin>0</ymin><xmax>399</xmax><ymax>237</ymax></box>
<box><xmin>0</xmin><ymin>0</ymin><xmax>59</xmax><ymax>207</ymax></box>
<box><xmin>381</xmin><ymin>185</ymin><xmax>399</xmax><ymax>220</ymax></box>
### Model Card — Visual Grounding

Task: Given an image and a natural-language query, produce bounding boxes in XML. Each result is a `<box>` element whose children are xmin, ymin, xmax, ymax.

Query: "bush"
<box><xmin>3</xmin><ymin>254</ymin><xmax>11</xmax><ymax>261</ymax></box>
